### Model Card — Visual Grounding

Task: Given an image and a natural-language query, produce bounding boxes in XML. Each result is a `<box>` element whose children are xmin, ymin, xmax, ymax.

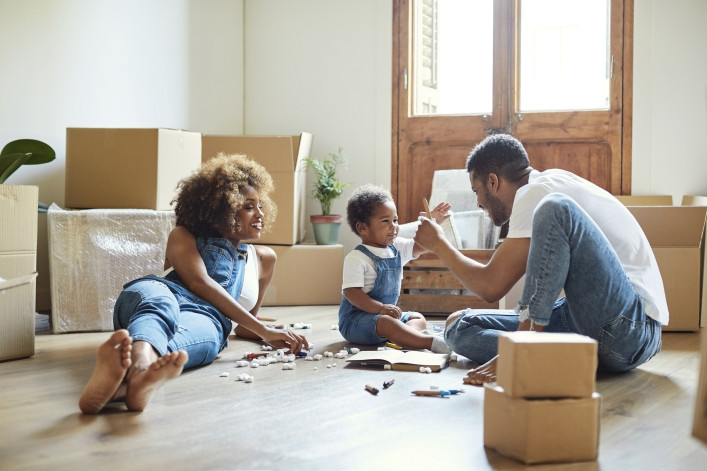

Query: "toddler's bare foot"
<box><xmin>79</xmin><ymin>330</ymin><xmax>132</xmax><ymax>414</ymax></box>
<box><xmin>125</xmin><ymin>350</ymin><xmax>188</xmax><ymax>412</ymax></box>
<box><xmin>463</xmin><ymin>356</ymin><xmax>498</xmax><ymax>386</ymax></box>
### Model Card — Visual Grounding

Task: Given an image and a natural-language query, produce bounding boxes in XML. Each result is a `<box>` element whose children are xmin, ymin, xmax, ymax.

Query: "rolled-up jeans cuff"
<box><xmin>516</xmin><ymin>304</ymin><xmax>550</xmax><ymax>326</ymax></box>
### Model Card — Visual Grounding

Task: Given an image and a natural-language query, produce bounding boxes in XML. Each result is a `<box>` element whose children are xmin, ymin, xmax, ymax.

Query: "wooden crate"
<box><xmin>400</xmin><ymin>249</ymin><xmax>498</xmax><ymax>316</ymax></box>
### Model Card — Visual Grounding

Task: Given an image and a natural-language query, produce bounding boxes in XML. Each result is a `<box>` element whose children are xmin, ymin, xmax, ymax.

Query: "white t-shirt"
<box><xmin>341</xmin><ymin>237</ymin><xmax>417</xmax><ymax>293</ymax></box>
<box><xmin>507</xmin><ymin>169</ymin><xmax>669</xmax><ymax>325</ymax></box>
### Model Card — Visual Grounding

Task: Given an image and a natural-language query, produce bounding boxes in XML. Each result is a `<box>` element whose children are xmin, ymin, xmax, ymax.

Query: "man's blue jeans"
<box><xmin>444</xmin><ymin>193</ymin><xmax>662</xmax><ymax>372</ymax></box>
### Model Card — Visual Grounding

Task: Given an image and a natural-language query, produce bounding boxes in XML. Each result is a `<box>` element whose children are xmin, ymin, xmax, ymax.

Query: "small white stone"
<box><xmin>419</xmin><ymin>367</ymin><xmax>432</xmax><ymax>374</ymax></box>
<box><xmin>313</xmin><ymin>354</ymin><xmax>323</xmax><ymax>361</ymax></box>
<box><xmin>250</xmin><ymin>362</ymin><xmax>260</xmax><ymax>368</ymax></box>
<box><xmin>282</xmin><ymin>363</ymin><xmax>295</xmax><ymax>370</ymax></box>
<box><xmin>261</xmin><ymin>345</ymin><xmax>273</xmax><ymax>351</ymax></box>
<box><xmin>350</xmin><ymin>347</ymin><xmax>360</xmax><ymax>354</ymax></box>
<box><xmin>331</xmin><ymin>324</ymin><xmax>339</xmax><ymax>330</ymax></box>
<box><xmin>323</xmin><ymin>351</ymin><xmax>333</xmax><ymax>357</ymax></box>
<box><xmin>244</xmin><ymin>376</ymin><xmax>254</xmax><ymax>383</ymax></box>
<box><xmin>219</xmin><ymin>372</ymin><xmax>229</xmax><ymax>377</ymax></box>
<box><xmin>304</xmin><ymin>356</ymin><xmax>314</xmax><ymax>361</ymax></box>
<box><xmin>235</xmin><ymin>360</ymin><xmax>249</xmax><ymax>367</ymax></box>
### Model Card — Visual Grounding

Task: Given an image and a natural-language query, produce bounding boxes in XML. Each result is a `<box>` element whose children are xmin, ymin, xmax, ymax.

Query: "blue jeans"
<box><xmin>113</xmin><ymin>279</ymin><xmax>226</xmax><ymax>370</ymax></box>
<box><xmin>445</xmin><ymin>193</ymin><xmax>662</xmax><ymax>372</ymax></box>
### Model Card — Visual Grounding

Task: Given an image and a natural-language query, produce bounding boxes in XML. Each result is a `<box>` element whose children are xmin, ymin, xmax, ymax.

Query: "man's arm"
<box><xmin>415</xmin><ymin>218</ymin><xmax>530</xmax><ymax>303</ymax></box>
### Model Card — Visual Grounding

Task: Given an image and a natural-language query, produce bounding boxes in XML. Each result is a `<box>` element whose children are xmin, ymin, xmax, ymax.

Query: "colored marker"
<box><xmin>383</xmin><ymin>379</ymin><xmax>395</xmax><ymax>389</ymax></box>
<box><xmin>411</xmin><ymin>389</ymin><xmax>464</xmax><ymax>397</ymax></box>
<box><xmin>385</xmin><ymin>341</ymin><xmax>403</xmax><ymax>350</ymax></box>
<box><xmin>365</xmin><ymin>384</ymin><xmax>380</xmax><ymax>395</ymax></box>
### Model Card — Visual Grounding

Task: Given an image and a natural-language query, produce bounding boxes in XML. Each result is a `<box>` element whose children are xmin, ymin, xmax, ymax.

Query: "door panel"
<box><xmin>393</xmin><ymin>0</ymin><xmax>632</xmax><ymax>224</ymax></box>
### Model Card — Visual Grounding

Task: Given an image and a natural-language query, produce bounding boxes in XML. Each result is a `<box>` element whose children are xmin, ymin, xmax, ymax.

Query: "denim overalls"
<box><xmin>113</xmin><ymin>237</ymin><xmax>247</xmax><ymax>369</ymax></box>
<box><xmin>338</xmin><ymin>244</ymin><xmax>413</xmax><ymax>344</ymax></box>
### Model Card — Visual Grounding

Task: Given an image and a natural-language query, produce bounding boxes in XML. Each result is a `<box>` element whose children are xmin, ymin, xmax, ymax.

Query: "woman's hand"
<box><xmin>379</xmin><ymin>304</ymin><xmax>403</xmax><ymax>319</ymax></box>
<box><xmin>260</xmin><ymin>326</ymin><xmax>309</xmax><ymax>354</ymax></box>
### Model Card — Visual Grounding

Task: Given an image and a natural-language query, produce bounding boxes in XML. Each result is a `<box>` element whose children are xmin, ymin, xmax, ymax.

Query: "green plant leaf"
<box><xmin>1</xmin><ymin>139</ymin><xmax>56</xmax><ymax>165</ymax></box>
<box><xmin>0</xmin><ymin>153</ymin><xmax>32</xmax><ymax>184</ymax></box>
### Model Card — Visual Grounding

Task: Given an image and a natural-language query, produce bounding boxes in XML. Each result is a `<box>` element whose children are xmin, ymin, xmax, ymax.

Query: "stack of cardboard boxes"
<box><xmin>0</xmin><ymin>185</ymin><xmax>39</xmax><ymax>360</ymax></box>
<box><xmin>50</xmin><ymin>128</ymin><xmax>344</xmax><ymax>333</ymax></box>
<box><xmin>484</xmin><ymin>331</ymin><xmax>601</xmax><ymax>465</ymax></box>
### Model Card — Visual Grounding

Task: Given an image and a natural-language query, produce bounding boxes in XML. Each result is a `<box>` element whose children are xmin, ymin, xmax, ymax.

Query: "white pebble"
<box><xmin>313</xmin><ymin>354</ymin><xmax>323</xmax><ymax>361</ymax></box>
<box><xmin>331</xmin><ymin>324</ymin><xmax>339</xmax><ymax>330</ymax></box>
<box><xmin>419</xmin><ymin>367</ymin><xmax>432</xmax><ymax>374</ymax></box>
<box><xmin>250</xmin><ymin>362</ymin><xmax>260</xmax><ymax>368</ymax></box>
<box><xmin>323</xmin><ymin>351</ymin><xmax>333</xmax><ymax>357</ymax></box>
<box><xmin>282</xmin><ymin>363</ymin><xmax>296</xmax><ymax>370</ymax></box>
<box><xmin>313</xmin><ymin>367</ymin><xmax>318</xmax><ymax>371</ymax></box>
<box><xmin>283</xmin><ymin>354</ymin><xmax>296</xmax><ymax>362</ymax></box>
<box><xmin>261</xmin><ymin>345</ymin><xmax>273</xmax><ymax>351</ymax></box>
<box><xmin>377</xmin><ymin>347</ymin><xmax>385</xmax><ymax>351</ymax></box>
<box><xmin>327</xmin><ymin>364</ymin><xmax>332</xmax><ymax>368</ymax></box>
<box><xmin>235</xmin><ymin>360</ymin><xmax>249</xmax><ymax>367</ymax></box>
<box><xmin>244</xmin><ymin>376</ymin><xmax>254</xmax><ymax>383</ymax></box>
<box><xmin>350</xmin><ymin>347</ymin><xmax>360</xmax><ymax>354</ymax></box>
<box><xmin>334</xmin><ymin>352</ymin><xmax>347</xmax><ymax>359</ymax></box>
<box><xmin>219</xmin><ymin>372</ymin><xmax>229</xmax><ymax>377</ymax></box>
<box><xmin>304</xmin><ymin>356</ymin><xmax>314</xmax><ymax>361</ymax></box>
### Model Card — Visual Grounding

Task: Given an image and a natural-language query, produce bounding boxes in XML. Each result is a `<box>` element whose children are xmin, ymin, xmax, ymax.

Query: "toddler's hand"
<box><xmin>379</xmin><ymin>304</ymin><xmax>402</xmax><ymax>319</ymax></box>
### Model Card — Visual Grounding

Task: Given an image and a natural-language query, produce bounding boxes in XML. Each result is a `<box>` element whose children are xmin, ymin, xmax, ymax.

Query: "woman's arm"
<box><xmin>165</xmin><ymin>227</ymin><xmax>307</xmax><ymax>352</ymax></box>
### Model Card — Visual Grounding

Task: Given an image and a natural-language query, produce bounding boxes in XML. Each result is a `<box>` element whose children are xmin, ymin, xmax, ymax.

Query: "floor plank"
<box><xmin>1</xmin><ymin>305</ymin><xmax>706</xmax><ymax>470</ymax></box>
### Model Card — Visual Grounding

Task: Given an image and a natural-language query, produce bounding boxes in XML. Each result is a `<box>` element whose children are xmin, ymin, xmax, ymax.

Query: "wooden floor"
<box><xmin>1</xmin><ymin>305</ymin><xmax>706</xmax><ymax>471</ymax></box>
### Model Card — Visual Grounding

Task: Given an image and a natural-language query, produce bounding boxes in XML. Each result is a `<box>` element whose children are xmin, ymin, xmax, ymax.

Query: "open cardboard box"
<box><xmin>618</xmin><ymin>195</ymin><xmax>707</xmax><ymax>331</ymax></box>
<box><xmin>65</xmin><ymin>128</ymin><xmax>202</xmax><ymax>210</ymax></box>
<box><xmin>202</xmin><ymin>133</ymin><xmax>313</xmax><ymax>245</ymax></box>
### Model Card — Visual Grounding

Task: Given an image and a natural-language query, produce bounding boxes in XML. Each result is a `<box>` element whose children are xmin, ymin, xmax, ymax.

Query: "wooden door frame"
<box><xmin>392</xmin><ymin>0</ymin><xmax>634</xmax><ymax>198</ymax></box>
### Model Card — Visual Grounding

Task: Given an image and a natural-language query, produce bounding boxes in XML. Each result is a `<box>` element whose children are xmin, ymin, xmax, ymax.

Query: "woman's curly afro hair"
<box><xmin>171</xmin><ymin>153</ymin><xmax>276</xmax><ymax>238</ymax></box>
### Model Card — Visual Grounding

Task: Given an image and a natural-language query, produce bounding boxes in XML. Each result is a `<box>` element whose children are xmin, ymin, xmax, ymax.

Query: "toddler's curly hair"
<box><xmin>346</xmin><ymin>184</ymin><xmax>394</xmax><ymax>235</ymax></box>
<box><xmin>171</xmin><ymin>153</ymin><xmax>276</xmax><ymax>238</ymax></box>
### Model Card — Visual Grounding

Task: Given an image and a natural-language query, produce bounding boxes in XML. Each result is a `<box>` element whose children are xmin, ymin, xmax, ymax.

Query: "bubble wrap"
<box><xmin>47</xmin><ymin>204</ymin><xmax>175</xmax><ymax>333</ymax></box>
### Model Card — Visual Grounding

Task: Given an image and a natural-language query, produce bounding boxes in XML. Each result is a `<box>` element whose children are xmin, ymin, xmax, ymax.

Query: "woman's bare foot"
<box><xmin>463</xmin><ymin>355</ymin><xmax>498</xmax><ymax>386</ymax></box>
<box><xmin>124</xmin><ymin>350</ymin><xmax>188</xmax><ymax>412</ymax></box>
<box><xmin>78</xmin><ymin>330</ymin><xmax>133</xmax><ymax>414</ymax></box>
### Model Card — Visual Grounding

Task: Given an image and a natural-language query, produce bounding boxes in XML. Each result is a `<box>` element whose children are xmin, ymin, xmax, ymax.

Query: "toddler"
<box><xmin>338</xmin><ymin>184</ymin><xmax>452</xmax><ymax>353</ymax></box>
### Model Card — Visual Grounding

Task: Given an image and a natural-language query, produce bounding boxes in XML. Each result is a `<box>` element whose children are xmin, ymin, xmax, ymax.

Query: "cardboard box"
<box><xmin>65</xmin><ymin>128</ymin><xmax>202</xmax><ymax>210</ymax></box>
<box><xmin>626</xmin><ymin>205</ymin><xmax>707</xmax><ymax>331</ymax></box>
<box><xmin>496</xmin><ymin>331</ymin><xmax>597</xmax><ymax>398</ymax></box>
<box><xmin>259</xmin><ymin>243</ymin><xmax>344</xmax><ymax>306</ymax></box>
<box><xmin>0</xmin><ymin>273</ymin><xmax>38</xmax><ymax>361</ymax></box>
<box><xmin>484</xmin><ymin>383</ymin><xmax>601</xmax><ymax>464</ymax></box>
<box><xmin>0</xmin><ymin>185</ymin><xmax>38</xmax><ymax>360</ymax></box>
<box><xmin>202</xmin><ymin>133</ymin><xmax>312</xmax><ymax>245</ymax></box>
<box><xmin>48</xmin><ymin>205</ymin><xmax>175</xmax><ymax>332</ymax></box>
<box><xmin>693</xmin><ymin>328</ymin><xmax>707</xmax><ymax>444</ymax></box>
<box><xmin>0</xmin><ymin>185</ymin><xmax>38</xmax><ymax>253</ymax></box>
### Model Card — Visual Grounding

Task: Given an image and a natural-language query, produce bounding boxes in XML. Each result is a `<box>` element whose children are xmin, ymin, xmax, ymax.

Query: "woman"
<box><xmin>79</xmin><ymin>153</ymin><xmax>308</xmax><ymax>414</ymax></box>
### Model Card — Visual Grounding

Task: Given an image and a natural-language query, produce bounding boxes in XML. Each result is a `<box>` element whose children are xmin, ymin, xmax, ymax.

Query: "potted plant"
<box><xmin>302</xmin><ymin>147</ymin><xmax>351</xmax><ymax>245</ymax></box>
<box><xmin>0</xmin><ymin>139</ymin><xmax>56</xmax><ymax>212</ymax></box>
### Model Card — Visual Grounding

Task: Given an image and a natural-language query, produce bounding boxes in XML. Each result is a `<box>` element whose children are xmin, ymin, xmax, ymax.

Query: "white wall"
<box><xmin>1</xmin><ymin>0</ymin><xmax>706</xmax><ymax>310</ymax></box>
<box><xmin>0</xmin><ymin>0</ymin><xmax>244</xmax><ymax>309</ymax></box>
<box><xmin>632</xmin><ymin>0</ymin><xmax>707</xmax><ymax>199</ymax></box>
<box><xmin>243</xmin><ymin>0</ymin><xmax>392</xmax><ymax>251</ymax></box>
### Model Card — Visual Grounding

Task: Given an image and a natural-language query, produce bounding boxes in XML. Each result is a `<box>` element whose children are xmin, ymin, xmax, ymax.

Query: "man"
<box><xmin>415</xmin><ymin>134</ymin><xmax>668</xmax><ymax>385</ymax></box>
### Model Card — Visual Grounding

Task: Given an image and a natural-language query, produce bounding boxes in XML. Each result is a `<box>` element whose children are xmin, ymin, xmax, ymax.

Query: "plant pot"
<box><xmin>310</xmin><ymin>214</ymin><xmax>343</xmax><ymax>245</ymax></box>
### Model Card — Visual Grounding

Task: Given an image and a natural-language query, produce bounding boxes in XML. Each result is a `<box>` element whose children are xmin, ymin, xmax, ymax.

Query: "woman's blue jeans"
<box><xmin>444</xmin><ymin>193</ymin><xmax>662</xmax><ymax>372</ymax></box>
<box><xmin>113</xmin><ymin>279</ymin><xmax>226</xmax><ymax>369</ymax></box>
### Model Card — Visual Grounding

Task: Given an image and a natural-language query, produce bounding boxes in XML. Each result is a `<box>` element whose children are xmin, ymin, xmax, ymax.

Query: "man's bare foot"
<box><xmin>124</xmin><ymin>350</ymin><xmax>188</xmax><ymax>412</ymax></box>
<box><xmin>463</xmin><ymin>355</ymin><xmax>498</xmax><ymax>386</ymax></box>
<box><xmin>79</xmin><ymin>330</ymin><xmax>133</xmax><ymax>414</ymax></box>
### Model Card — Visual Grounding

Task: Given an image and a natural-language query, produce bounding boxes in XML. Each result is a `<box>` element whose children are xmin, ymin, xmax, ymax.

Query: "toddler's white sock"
<box><xmin>431</xmin><ymin>335</ymin><xmax>451</xmax><ymax>354</ymax></box>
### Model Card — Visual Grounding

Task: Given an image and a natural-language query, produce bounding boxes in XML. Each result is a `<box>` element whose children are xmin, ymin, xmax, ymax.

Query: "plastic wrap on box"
<box><xmin>48</xmin><ymin>204</ymin><xmax>175</xmax><ymax>333</ymax></box>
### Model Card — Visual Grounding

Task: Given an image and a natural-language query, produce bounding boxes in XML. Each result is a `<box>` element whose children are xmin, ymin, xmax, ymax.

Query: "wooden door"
<box><xmin>392</xmin><ymin>0</ymin><xmax>633</xmax><ymax>223</ymax></box>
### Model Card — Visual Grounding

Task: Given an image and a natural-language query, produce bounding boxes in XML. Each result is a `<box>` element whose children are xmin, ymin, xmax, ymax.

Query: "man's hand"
<box><xmin>415</xmin><ymin>217</ymin><xmax>446</xmax><ymax>253</ymax></box>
